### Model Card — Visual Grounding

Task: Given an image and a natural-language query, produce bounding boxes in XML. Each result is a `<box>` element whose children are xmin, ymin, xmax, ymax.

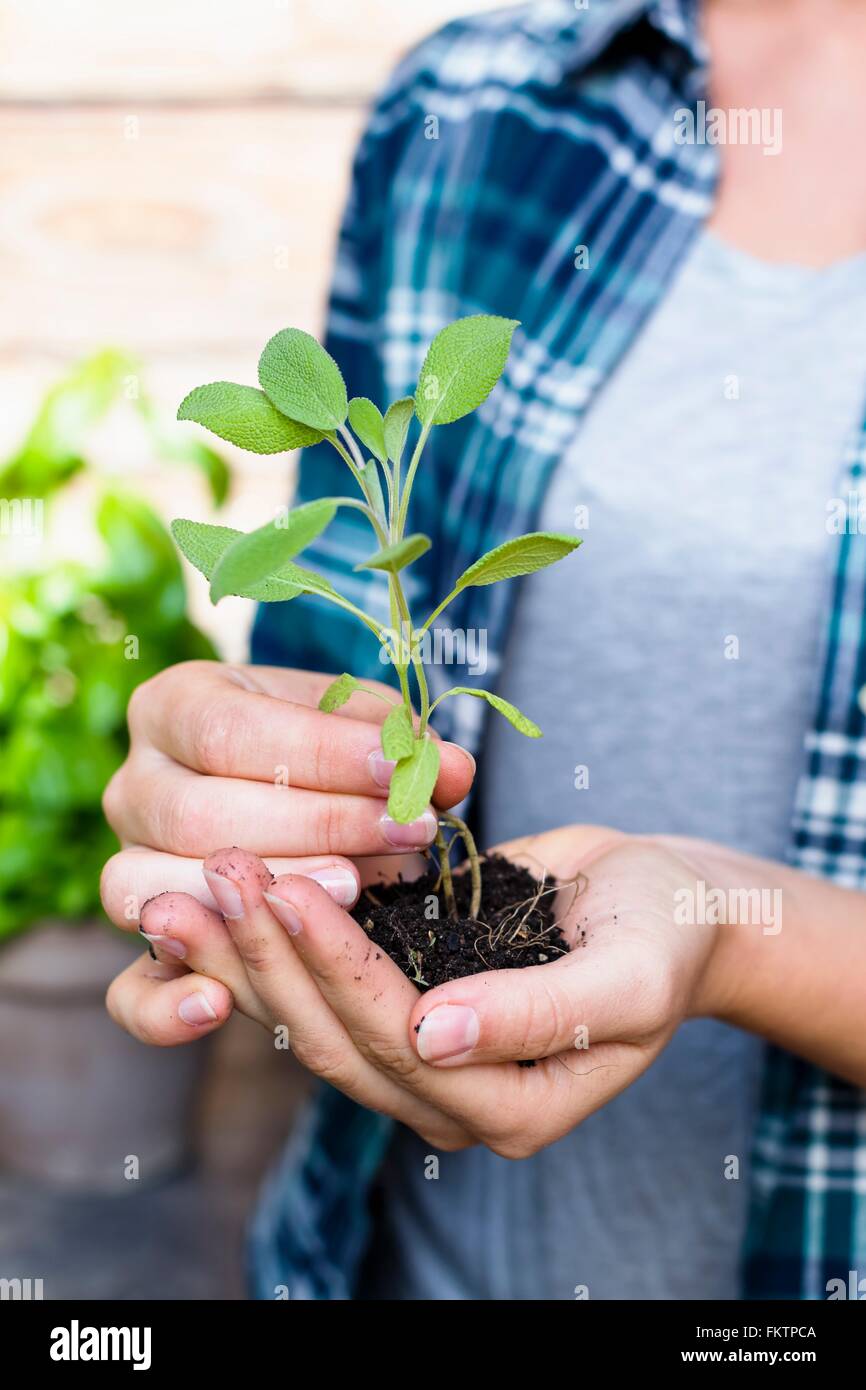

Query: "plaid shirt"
<box><xmin>250</xmin><ymin>0</ymin><xmax>866</xmax><ymax>1300</ymax></box>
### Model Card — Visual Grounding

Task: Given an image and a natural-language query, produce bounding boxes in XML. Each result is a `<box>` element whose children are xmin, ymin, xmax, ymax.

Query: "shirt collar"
<box><xmin>523</xmin><ymin>0</ymin><xmax>707</xmax><ymax>85</ymax></box>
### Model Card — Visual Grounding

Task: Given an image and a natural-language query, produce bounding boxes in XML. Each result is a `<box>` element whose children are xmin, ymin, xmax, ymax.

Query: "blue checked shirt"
<box><xmin>250</xmin><ymin>0</ymin><xmax>866</xmax><ymax>1299</ymax></box>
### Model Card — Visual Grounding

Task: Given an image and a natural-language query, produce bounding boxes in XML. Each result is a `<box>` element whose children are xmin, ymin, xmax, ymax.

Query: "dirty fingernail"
<box><xmin>381</xmin><ymin>810</ymin><xmax>438</xmax><ymax>848</ymax></box>
<box><xmin>178</xmin><ymin>992</ymin><xmax>218</xmax><ymax>1026</ymax></box>
<box><xmin>203</xmin><ymin>869</ymin><xmax>244</xmax><ymax>920</ymax></box>
<box><xmin>368</xmin><ymin>749</ymin><xmax>397</xmax><ymax>788</ymax></box>
<box><xmin>304</xmin><ymin>867</ymin><xmax>358</xmax><ymax>907</ymax></box>
<box><xmin>263</xmin><ymin>892</ymin><xmax>303</xmax><ymax>936</ymax></box>
<box><xmin>140</xmin><ymin>931</ymin><xmax>187</xmax><ymax>960</ymax></box>
<box><xmin>416</xmin><ymin>1004</ymin><xmax>480</xmax><ymax>1062</ymax></box>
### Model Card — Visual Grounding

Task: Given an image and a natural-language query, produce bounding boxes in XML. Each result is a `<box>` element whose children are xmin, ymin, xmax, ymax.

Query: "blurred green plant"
<box><xmin>0</xmin><ymin>351</ymin><xmax>229</xmax><ymax>939</ymax></box>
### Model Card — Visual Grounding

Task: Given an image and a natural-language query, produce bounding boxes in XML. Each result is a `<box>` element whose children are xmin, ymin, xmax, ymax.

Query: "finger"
<box><xmin>406</xmin><ymin>853</ymin><xmax>663</xmax><ymax>1065</ymax></box>
<box><xmin>406</xmin><ymin>950</ymin><xmax>643</xmax><ymax>1066</ymax></box>
<box><xmin>129</xmin><ymin>661</ymin><xmax>474</xmax><ymax>806</ymax></box>
<box><xmin>356</xmin><ymin>851</ymin><xmax>429</xmax><ymax>889</ymax></box>
<box><xmin>257</xmin><ymin>860</ymin><xmax>668</xmax><ymax>1161</ymax></box>
<box><xmin>114</xmin><ymin>757</ymin><xmax>441</xmax><ymax>858</ymax></box>
<box><xmin>139</xmin><ymin>892</ymin><xmax>268</xmax><ymax>1024</ymax></box>
<box><xmin>101</xmin><ymin>846</ymin><xmax>362</xmax><ymax>930</ymax></box>
<box><xmin>262</xmin><ymin>873</ymin><xmax>525</xmax><ymax>1138</ymax></box>
<box><xmin>105</xmin><ymin>952</ymin><xmax>233</xmax><ymax>1046</ymax></box>
<box><xmin>397</xmin><ymin>830</ymin><xmax>633</xmax><ymax>1066</ymax></box>
<box><xmin>199</xmin><ymin>847</ymin><xmax>473</xmax><ymax>1147</ymax></box>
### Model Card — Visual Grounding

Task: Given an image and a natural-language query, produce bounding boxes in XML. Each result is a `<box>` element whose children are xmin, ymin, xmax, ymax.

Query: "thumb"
<box><xmin>408</xmin><ymin>951</ymin><xmax>633</xmax><ymax>1066</ymax></box>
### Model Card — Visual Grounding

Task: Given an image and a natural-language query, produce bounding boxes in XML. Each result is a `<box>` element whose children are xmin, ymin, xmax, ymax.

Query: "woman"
<box><xmin>101</xmin><ymin>0</ymin><xmax>866</xmax><ymax>1299</ymax></box>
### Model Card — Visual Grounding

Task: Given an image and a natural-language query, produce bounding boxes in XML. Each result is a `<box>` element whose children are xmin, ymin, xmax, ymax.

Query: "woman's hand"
<box><xmin>106</xmin><ymin>825</ymin><xmax>722</xmax><ymax>1157</ymax></box>
<box><xmin>99</xmin><ymin>658</ymin><xmax>475</xmax><ymax>933</ymax></box>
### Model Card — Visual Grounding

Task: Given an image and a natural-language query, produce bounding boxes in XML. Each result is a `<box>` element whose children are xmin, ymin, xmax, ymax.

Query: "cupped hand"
<box><xmin>100</xmin><ymin>657</ymin><xmax>475</xmax><ymax>951</ymax></box>
<box><xmin>106</xmin><ymin>825</ymin><xmax>721</xmax><ymax>1159</ymax></box>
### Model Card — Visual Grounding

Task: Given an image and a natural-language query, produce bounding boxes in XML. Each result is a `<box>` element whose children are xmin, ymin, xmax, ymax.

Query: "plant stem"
<box><xmin>434</xmin><ymin>822</ymin><xmax>457</xmax><ymax>918</ymax></box>
<box><xmin>339</xmin><ymin>496</ymin><xmax>387</xmax><ymax>535</ymax></box>
<box><xmin>417</xmin><ymin>583</ymin><xmax>459</xmax><ymax>638</ymax></box>
<box><xmin>396</xmin><ymin>421</ymin><xmax>432</xmax><ymax>536</ymax></box>
<box><xmin>391</xmin><ymin>456</ymin><xmax>402</xmax><ymax>541</ymax></box>
<box><xmin>387</xmin><ymin>575</ymin><xmax>412</xmax><ymax>707</ymax></box>
<box><xmin>337</xmin><ymin>425</ymin><xmax>366</xmax><ymax>475</ymax></box>
<box><xmin>411</xmin><ymin>647</ymin><xmax>431</xmax><ymax>731</ymax></box>
<box><xmin>440</xmin><ymin>810</ymin><xmax>482</xmax><ymax>919</ymax></box>
<box><xmin>389</xmin><ymin>570</ymin><xmax>433</xmax><ymax>734</ymax></box>
<box><xmin>328</xmin><ymin>433</ymin><xmax>367</xmax><ymax>493</ymax></box>
<box><xmin>322</xmin><ymin>592</ymin><xmax>389</xmax><ymax>643</ymax></box>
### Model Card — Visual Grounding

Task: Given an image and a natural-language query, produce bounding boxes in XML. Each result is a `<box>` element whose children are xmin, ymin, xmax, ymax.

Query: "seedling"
<box><xmin>173</xmin><ymin>315</ymin><xmax>580</xmax><ymax>927</ymax></box>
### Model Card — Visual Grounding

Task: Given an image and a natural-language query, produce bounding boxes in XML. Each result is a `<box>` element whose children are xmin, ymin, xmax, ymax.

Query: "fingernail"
<box><xmin>443</xmin><ymin>742</ymin><xmax>476</xmax><ymax>776</ymax></box>
<box><xmin>416</xmin><ymin>1004</ymin><xmax>479</xmax><ymax>1062</ymax></box>
<box><xmin>178</xmin><ymin>992</ymin><xmax>218</xmax><ymax>1026</ymax></box>
<box><xmin>140</xmin><ymin>931</ymin><xmax>187</xmax><ymax>960</ymax></box>
<box><xmin>381</xmin><ymin>810</ymin><xmax>438</xmax><ymax>848</ymax></box>
<box><xmin>304</xmin><ymin>867</ymin><xmax>358</xmax><ymax>907</ymax></box>
<box><xmin>263</xmin><ymin>892</ymin><xmax>303</xmax><ymax>936</ymax></box>
<box><xmin>368</xmin><ymin>748</ymin><xmax>397</xmax><ymax>788</ymax></box>
<box><xmin>203</xmin><ymin>869</ymin><xmax>244</xmax><ymax>920</ymax></box>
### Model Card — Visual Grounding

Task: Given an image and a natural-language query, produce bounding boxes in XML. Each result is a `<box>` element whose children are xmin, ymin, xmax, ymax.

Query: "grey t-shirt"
<box><xmin>367</xmin><ymin>231</ymin><xmax>866</xmax><ymax>1300</ymax></box>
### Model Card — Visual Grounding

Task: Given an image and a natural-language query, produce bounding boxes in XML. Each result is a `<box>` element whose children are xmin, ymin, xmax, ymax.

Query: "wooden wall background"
<box><xmin>0</xmin><ymin>0</ymin><xmax>501</xmax><ymax>658</ymax></box>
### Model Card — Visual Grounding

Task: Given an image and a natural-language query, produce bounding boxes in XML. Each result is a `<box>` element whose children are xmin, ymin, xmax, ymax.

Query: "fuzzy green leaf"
<box><xmin>209</xmin><ymin>499</ymin><xmax>336</xmax><ymax>603</ymax></box>
<box><xmin>171</xmin><ymin>518</ymin><xmax>304</xmax><ymax>603</ymax></box>
<box><xmin>355</xmin><ymin>533</ymin><xmax>431</xmax><ymax>576</ymax></box>
<box><xmin>383</xmin><ymin>396</ymin><xmax>414</xmax><ymax>464</ymax></box>
<box><xmin>442</xmin><ymin>687</ymin><xmax>542</xmax><ymax>738</ymax></box>
<box><xmin>255</xmin><ymin>561</ymin><xmax>336</xmax><ymax>603</ymax></box>
<box><xmin>177</xmin><ymin>382</ymin><xmax>323</xmax><ymax>453</ymax></box>
<box><xmin>415</xmin><ymin>315</ymin><xmax>519</xmax><ymax>427</ymax></box>
<box><xmin>380</xmin><ymin>704</ymin><xmax>415</xmax><ymax>761</ymax></box>
<box><xmin>258</xmin><ymin>328</ymin><xmax>348</xmax><ymax>432</ymax></box>
<box><xmin>455</xmin><ymin>532</ymin><xmax>581</xmax><ymax>591</ymax></box>
<box><xmin>348</xmin><ymin>398</ymin><xmax>387</xmax><ymax>463</ymax></box>
<box><xmin>318</xmin><ymin>673</ymin><xmax>361</xmax><ymax>713</ymax></box>
<box><xmin>387</xmin><ymin>736</ymin><xmax>440</xmax><ymax>824</ymax></box>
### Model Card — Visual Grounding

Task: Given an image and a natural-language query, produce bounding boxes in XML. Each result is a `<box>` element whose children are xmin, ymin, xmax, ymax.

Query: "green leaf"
<box><xmin>383</xmin><ymin>397</ymin><xmax>414</xmax><ymax>464</ymax></box>
<box><xmin>318</xmin><ymin>673</ymin><xmax>360</xmax><ymax>713</ymax></box>
<box><xmin>387</xmin><ymin>736</ymin><xmax>440</xmax><ymax>823</ymax></box>
<box><xmin>171</xmin><ymin>518</ymin><xmax>239</xmax><ymax>579</ymax></box>
<box><xmin>177</xmin><ymin>381</ymin><xmax>322</xmax><ymax>453</ymax></box>
<box><xmin>258</xmin><ymin>328</ymin><xmax>348</xmax><ymax>432</ymax></box>
<box><xmin>268</xmin><ymin>562</ymin><xmax>338</xmax><ymax>603</ymax></box>
<box><xmin>454</xmin><ymin>532</ymin><xmax>581</xmax><ymax>591</ymax></box>
<box><xmin>348</xmin><ymin>398</ymin><xmax>387</xmax><ymax>463</ymax></box>
<box><xmin>380</xmin><ymin>704</ymin><xmax>414</xmax><ymax>760</ymax></box>
<box><xmin>172</xmin><ymin>438</ymin><xmax>231</xmax><ymax>507</ymax></box>
<box><xmin>0</xmin><ymin>348</ymin><xmax>135</xmax><ymax>501</ymax></box>
<box><xmin>441</xmin><ymin>687</ymin><xmax>542</xmax><ymax>738</ymax></box>
<box><xmin>355</xmin><ymin>533</ymin><xmax>431</xmax><ymax>575</ymax></box>
<box><xmin>171</xmin><ymin>518</ymin><xmax>304</xmax><ymax>603</ymax></box>
<box><xmin>96</xmin><ymin>491</ymin><xmax>182</xmax><ymax>613</ymax></box>
<box><xmin>362</xmin><ymin>458</ymin><xmax>387</xmax><ymax>526</ymax></box>
<box><xmin>209</xmin><ymin>499</ymin><xmax>337</xmax><ymax>603</ymax></box>
<box><xmin>415</xmin><ymin>315</ymin><xmax>519</xmax><ymax>427</ymax></box>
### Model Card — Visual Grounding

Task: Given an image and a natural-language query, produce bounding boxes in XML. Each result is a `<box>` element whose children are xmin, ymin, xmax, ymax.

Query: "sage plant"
<box><xmin>173</xmin><ymin>316</ymin><xmax>580</xmax><ymax>917</ymax></box>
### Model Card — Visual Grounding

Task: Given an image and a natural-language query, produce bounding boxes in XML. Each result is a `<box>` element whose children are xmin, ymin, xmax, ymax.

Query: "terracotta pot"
<box><xmin>0</xmin><ymin>920</ymin><xmax>209</xmax><ymax>1191</ymax></box>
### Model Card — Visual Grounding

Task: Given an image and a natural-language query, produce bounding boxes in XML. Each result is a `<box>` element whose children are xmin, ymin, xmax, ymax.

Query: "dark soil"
<box><xmin>350</xmin><ymin>852</ymin><xmax>572</xmax><ymax>991</ymax></box>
